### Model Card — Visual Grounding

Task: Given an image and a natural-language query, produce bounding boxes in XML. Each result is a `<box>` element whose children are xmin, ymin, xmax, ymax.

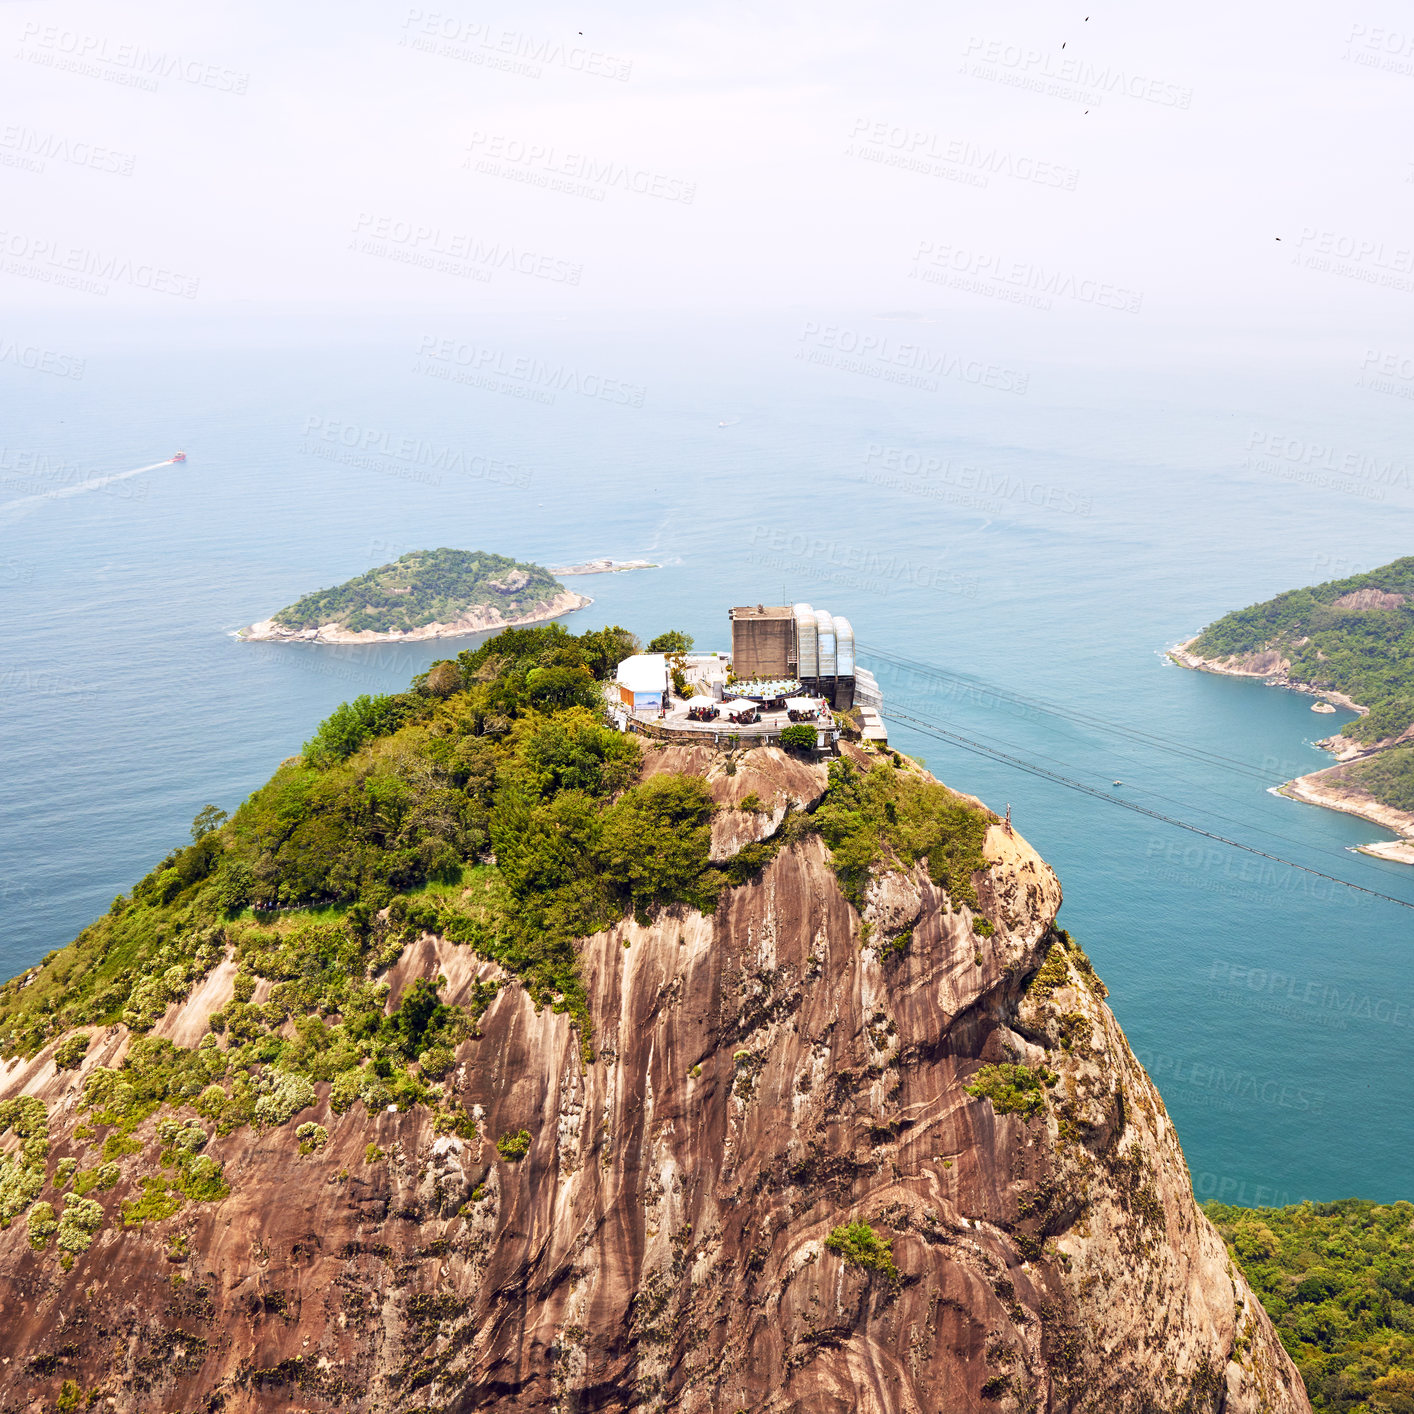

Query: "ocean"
<box><xmin>3</xmin><ymin>307</ymin><xmax>1412</xmax><ymax>1205</ymax></box>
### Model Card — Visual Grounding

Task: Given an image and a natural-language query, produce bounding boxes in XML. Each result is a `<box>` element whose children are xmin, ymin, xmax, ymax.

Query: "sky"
<box><xmin>2</xmin><ymin>0</ymin><xmax>1414</xmax><ymax>356</ymax></box>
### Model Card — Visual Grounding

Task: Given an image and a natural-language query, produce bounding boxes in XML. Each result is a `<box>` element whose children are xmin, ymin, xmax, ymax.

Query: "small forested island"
<box><xmin>1173</xmin><ymin>556</ymin><xmax>1414</xmax><ymax>862</ymax></box>
<box><xmin>240</xmin><ymin>548</ymin><xmax>590</xmax><ymax>644</ymax></box>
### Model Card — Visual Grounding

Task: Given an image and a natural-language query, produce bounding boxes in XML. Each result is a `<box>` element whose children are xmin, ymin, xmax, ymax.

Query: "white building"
<box><xmin>614</xmin><ymin>653</ymin><xmax>669</xmax><ymax>711</ymax></box>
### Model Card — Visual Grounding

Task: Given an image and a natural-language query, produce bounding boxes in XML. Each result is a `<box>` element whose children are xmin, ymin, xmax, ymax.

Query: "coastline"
<box><xmin>1170</xmin><ymin>637</ymin><xmax>1414</xmax><ymax>862</ymax></box>
<box><xmin>1276</xmin><ymin>770</ymin><xmax>1414</xmax><ymax>864</ymax></box>
<box><xmin>238</xmin><ymin>588</ymin><xmax>592</xmax><ymax>645</ymax></box>
<box><xmin>1166</xmin><ymin>638</ymin><xmax>1368</xmax><ymax>721</ymax></box>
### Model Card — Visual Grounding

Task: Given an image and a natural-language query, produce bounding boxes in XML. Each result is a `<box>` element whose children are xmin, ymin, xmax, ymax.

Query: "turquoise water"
<box><xmin>3</xmin><ymin>309</ymin><xmax>1412</xmax><ymax>1203</ymax></box>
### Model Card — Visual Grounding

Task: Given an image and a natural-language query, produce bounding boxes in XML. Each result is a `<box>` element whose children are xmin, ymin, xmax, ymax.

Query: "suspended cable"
<box><xmin>882</xmin><ymin>707</ymin><xmax>1414</xmax><ymax>913</ymax></box>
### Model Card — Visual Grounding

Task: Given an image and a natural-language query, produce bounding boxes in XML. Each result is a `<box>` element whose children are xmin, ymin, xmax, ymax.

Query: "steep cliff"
<box><xmin>0</xmin><ymin>737</ymin><xmax>1307</xmax><ymax>1413</ymax></box>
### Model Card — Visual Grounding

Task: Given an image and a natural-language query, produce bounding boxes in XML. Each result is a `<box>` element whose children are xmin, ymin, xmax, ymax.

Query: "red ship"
<box><xmin>171</xmin><ymin>451</ymin><xmax>187</xmax><ymax>462</ymax></box>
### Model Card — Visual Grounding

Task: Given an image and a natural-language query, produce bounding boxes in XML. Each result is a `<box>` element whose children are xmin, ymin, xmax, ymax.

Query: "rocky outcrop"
<box><xmin>239</xmin><ymin>588</ymin><xmax>591</xmax><ymax>645</ymax></box>
<box><xmin>1331</xmin><ymin>588</ymin><xmax>1406</xmax><ymax>612</ymax></box>
<box><xmin>0</xmin><ymin>747</ymin><xmax>1309</xmax><ymax>1413</ymax></box>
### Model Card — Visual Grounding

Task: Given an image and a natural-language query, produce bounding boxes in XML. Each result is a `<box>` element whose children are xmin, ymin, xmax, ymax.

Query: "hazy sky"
<box><xmin>3</xmin><ymin>0</ymin><xmax>1413</xmax><ymax>350</ymax></box>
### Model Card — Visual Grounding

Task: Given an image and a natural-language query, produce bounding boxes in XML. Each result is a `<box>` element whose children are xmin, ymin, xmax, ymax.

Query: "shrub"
<box><xmin>295</xmin><ymin>1122</ymin><xmax>329</xmax><ymax>1155</ymax></box>
<box><xmin>56</xmin><ymin>1193</ymin><xmax>103</xmax><ymax>1252</ymax></box>
<box><xmin>252</xmin><ymin>1071</ymin><xmax>317</xmax><ymax>1129</ymax></box>
<box><xmin>52</xmin><ymin>1031</ymin><xmax>91</xmax><ymax>1071</ymax></box>
<box><xmin>330</xmin><ymin>1067</ymin><xmax>367</xmax><ymax>1115</ymax></box>
<box><xmin>364</xmin><ymin>1142</ymin><xmax>385</xmax><ymax>1164</ymax></box>
<box><xmin>53</xmin><ymin>1156</ymin><xmax>78</xmax><ymax>1190</ymax></box>
<box><xmin>419</xmin><ymin>1042</ymin><xmax>456</xmax><ymax>1080</ymax></box>
<box><xmin>965</xmin><ymin>1062</ymin><xmax>1055</xmax><ymax>1119</ymax></box>
<box><xmin>779</xmin><ymin>723</ymin><xmax>817</xmax><ymax>752</ymax></box>
<box><xmin>122</xmin><ymin>1177</ymin><xmax>183</xmax><ymax>1226</ymax></box>
<box><xmin>27</xmin><ymin>1200</ymin><xmax>57</xmax><ymax>1250</ymax></box>
<box><xmin>825</xmin><ymin>1221</ymin><xmax>898</xmax><ymax>1280</ymax></box>
<box><xmin>73</xmin><ymin>1163</ymin><xmax>120</xmax><ymax>1196</ymax></box>
<box><xmin>496</xmin><ymin>1129</ymin><xmax>531</xmax><ymax>1162</ymax></box>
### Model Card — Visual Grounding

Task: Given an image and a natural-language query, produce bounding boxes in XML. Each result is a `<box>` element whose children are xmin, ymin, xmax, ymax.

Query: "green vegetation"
<box><xmin>52</xmin><ymin>1030</ymin><xmax>91</xmax><ymax>1070</ymax></box>
<box><xmin>496</xmin><ymin>1129</ymin><xmax>531</xmax><ymax>1162</ymax></box>
<box><xmin>813</xmin><ymin>756</ymin><xmax>995</xmax><ymax>913</ymax></box>
<box><xmin>122</xmin><ymin>1176</ymin><xmax>183</xmax><ymax>1227</ymax></box>
<box><xmin>0</xmin><ymin>624</ymin><xmax>1012</xmax><ymax>1265</ymax></box>
<box><xmin>0</xmin><ymin>622</ymin><xmax>827</xmax><ymax>1245</ymax></box>
<box><xmin>1339</xmin><ymin>746</ymin><xmax>1414</xmax><ymax>814</ymax></box>
<box><xmin>965</xmin><ymin>1062</ymin><xmax>1056</xmax><ymax>1119</ymax></box>
<box><xmin>825</xmin><ymin>1221</ymin><xmax>899</xmax><ymax>1281</ymax></box>
<box><xmin>646</xmin><ymin>631</ymin><xmax>694</xmax><ymax>654</ymax></box>
<box><xmin>1209</xmin><ymin>1198</ymin><xmax>1414</xmax><ymax>1412</ymax></box>
<box><xmin>26</xmin><ymin>1200</ymin><xmax>56</xmax><ymax>1249</ymax></box>
<box><xmin>0</xmin><ymin>1096</ymin><xmax>48</xmax><ymax>1225</ymax></box>
<box><xmin>1191</xmin><ymin>556</ymin><xmax>1414</xmax><ymax>748</ymax></box>
<box><xmin>779</xmin><ymin>723</ymin><xmax>818</xmax><ymax>752</ymax></box>
<box><xmin>56</xmin><ymin>1193</ymin><xmax>103</xmax><ymax>1252</ymax></box>
<box><xmin>271</xmin><ymin>548</ymin><xmax>568</xmax><ymax>636</ymax></box>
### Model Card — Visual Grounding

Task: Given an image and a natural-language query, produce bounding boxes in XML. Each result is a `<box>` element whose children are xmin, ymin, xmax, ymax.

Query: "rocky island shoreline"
<box><xmin>240</xmin><ymin>587</ymin><xmax>591</xmax><ymax>645</ymax></box>
<box><xmin>1169</xmin><ymin>636</ymin><xmax>1414</xmax><ymax>864</ymax></box>
<box><xmin>238</xmin><ymin>548</ymin><xmax>592</xmax><ymax>646</ymax></box>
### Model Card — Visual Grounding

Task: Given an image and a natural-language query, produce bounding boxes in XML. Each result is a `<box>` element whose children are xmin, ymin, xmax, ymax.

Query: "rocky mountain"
<box><xmin>0</xmin><ymin>733</ymin><xmax>1307</xmax><ymax>1412</ymax></box>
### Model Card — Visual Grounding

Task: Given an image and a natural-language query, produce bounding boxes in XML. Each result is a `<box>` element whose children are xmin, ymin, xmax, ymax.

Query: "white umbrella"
<box><xmin>720</xmin><ymin>698</ymin><xmax>756</xmax><ymax>710</ymax></box>
<box><xmin>783</xmin><ymin>697</ymin><xmax>819</xmax><ymax>711</ymax></box>
<box><xmin>682</xmin><ymin>695</ymin><xmax>717</xmax><ymax>709</ymax></box>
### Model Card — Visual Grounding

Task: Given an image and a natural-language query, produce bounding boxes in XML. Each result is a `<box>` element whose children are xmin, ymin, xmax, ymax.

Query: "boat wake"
<box><xmin>0</xmin><ymin>459</ymin><xmax>175</xmax><ymax>518</ymax></box>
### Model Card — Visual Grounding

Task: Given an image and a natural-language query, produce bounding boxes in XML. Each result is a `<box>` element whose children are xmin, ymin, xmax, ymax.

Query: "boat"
<box><xmin>171</xmin><ymin>451</ymin><xmax>187</xmax><ymax>463</ymax></box>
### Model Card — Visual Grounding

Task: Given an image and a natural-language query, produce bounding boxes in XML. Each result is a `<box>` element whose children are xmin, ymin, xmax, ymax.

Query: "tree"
<box><xmin>191</xmin><ymin>805</ymin><xmax>228</xmax><ymax>842</ymax></box>
<box><xmin>422</xmin><ymin>660</ymin><xmax>462</xmax><ymax>697</ymax></box>
<box><xmin>647</xmin><ymin>630</ymin><xmax>694</xmax><ymax>654</ymax></box>
<box><xmin>779</xmin><ymin>723</ymin><xmax>818</xmax><ymax>752</ymax></box>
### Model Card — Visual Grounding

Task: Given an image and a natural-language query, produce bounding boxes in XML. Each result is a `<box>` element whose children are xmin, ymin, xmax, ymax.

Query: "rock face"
<box><xmin>0</xmin><ymin>747</ymin><xmax>1309</xmax><ymax>1413</ymax></box>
